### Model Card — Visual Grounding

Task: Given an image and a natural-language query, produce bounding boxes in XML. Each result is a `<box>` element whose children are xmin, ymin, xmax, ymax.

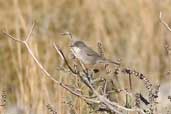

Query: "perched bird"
<box><xmin>61</xmin><ymin>32</ymin><xmax>120</xmax><ymax>65</ymax></box>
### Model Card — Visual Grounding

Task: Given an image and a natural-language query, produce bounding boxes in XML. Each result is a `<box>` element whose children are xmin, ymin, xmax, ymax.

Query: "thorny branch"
<box><xmin>52</xmin><ymin>38</ymin><xmax>145</xmax><ymax>114</ymax></box>
<box><xmin>2</xmin><ymin>23</ymin><xmax>146</xmax><ymax>114</ymax></box>
<box><xmin>2</xmin><ymin>23</ymin><xmax>95</xmax><ymax>103</ymax></box>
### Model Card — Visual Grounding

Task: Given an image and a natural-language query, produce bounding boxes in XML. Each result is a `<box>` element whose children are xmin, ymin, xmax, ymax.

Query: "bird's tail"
<box><xmin>106</xmin><ymin>59</ymin><xmax>120</xmax><ymax>66</ymax></box>
<box><xmin>97</xmin><ymin>59</ymin><xmax>120</xmax><ymax>66</ymax></box>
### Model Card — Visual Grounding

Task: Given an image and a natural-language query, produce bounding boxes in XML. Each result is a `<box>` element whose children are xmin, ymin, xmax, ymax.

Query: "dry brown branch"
<box><xmin>86</xmin><ymin>81</ymin><xmax>145</xmax><ymax>114</ymax></box>
<box><xmin>53</xmin><ymin>43</ymin><xmax>94</xmax><ymax>89</ymax></box>
<box><xmin>3</xmin><ymin>24</ymin><xmax>145</xmax><ymax>114</ymax></box>
<box><xmin>53</xmin><ymin>43</ymin><xmax>77</xmax><ymax>74</ymax></box>
<box><xmin>2</xmin><ymin>23</ymin><xmax>97</xmax><ymax>105</ymax></box>
<box><xmin>25</xmin><ymin>22</ymin><xmax>35</xmax><ymax>42</ymax></box>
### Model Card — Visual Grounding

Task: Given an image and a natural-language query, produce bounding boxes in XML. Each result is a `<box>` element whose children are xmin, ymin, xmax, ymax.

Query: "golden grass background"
<box><xmin>0</xmin><ymin>0</ymin><xmax>171</xmax><ymax>113</ymax></box>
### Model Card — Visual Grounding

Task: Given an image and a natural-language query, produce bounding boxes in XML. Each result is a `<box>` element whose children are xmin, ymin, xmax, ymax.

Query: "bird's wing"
<box><xmin>85</xmin><ymin>47</ymin><xmax>100</xmax><ymax>57</ymax></box>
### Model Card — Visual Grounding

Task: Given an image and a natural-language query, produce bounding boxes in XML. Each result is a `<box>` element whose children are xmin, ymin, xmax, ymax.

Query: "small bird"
<box><xmin>61</xmin><ymin>32</ymin><xmax>120</xmax><ymax>65</ymax></box>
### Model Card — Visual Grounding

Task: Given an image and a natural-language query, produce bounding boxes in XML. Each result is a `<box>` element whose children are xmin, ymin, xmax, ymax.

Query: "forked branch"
<box><xmin>2</xmin><ymin>23</ymin><xmax>95</xmax><ymax>104</ymax></box>
<box><xmin>2</xmin><ymin>23</ymin><xmax>145</xmax><ymax>114</ymax></box>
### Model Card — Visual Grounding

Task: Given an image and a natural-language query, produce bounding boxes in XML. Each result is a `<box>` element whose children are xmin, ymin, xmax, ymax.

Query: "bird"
<box><xmin>61</xmin><ymin>32</ymin><xmax>120</xmax><ymax>66</ymax></box>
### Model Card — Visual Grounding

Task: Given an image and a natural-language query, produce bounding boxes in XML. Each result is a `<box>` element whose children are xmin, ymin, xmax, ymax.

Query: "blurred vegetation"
<box><xmin>1</xmin><ymin>0</ymin><xmax>171</xmax><ymax>114</ymax></box>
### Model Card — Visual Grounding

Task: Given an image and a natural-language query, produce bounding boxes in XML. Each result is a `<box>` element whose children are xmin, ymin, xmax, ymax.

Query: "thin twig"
<box><xmin>2</xmin><ymin>32</ymin><xmax>23</xmax><ymax>43</ymax></box>
<box><xmin>83</xmin><ymin>77</ymin><xmax>145</xmax><ymax>114</ymax></box>
<box><xmin>159</xmin><ymin>12</ymin><xmax>171</xmax><ymax>32</ymax></box>
<box><xmin>2</xmin><ymin>24</ymin><xmax>97</xmax><ymax>105</ymax></box>
<box><xmin>26</xmin><ymin>22</ymin><xmax>35</xmax><ymax>42</ymax></box>
<box><xmin>53</xmin><ymin>43</ymin><xmax>77</xmax><ymax>74</ymax></box>
<box><xmin>3</xmin><ymin>23</ymin><xmax>145</xmax><ymax>114</ymax></box>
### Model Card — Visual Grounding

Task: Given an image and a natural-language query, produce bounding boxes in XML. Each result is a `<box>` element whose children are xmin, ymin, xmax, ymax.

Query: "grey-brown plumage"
<box><xmin>61</xmin><ymin>32</ymin><xmax>120</xmax><ymax>65</ymax></box>
<box><xmin>70</xmin><ymin>41</ymin><xmax>120</xmax><ymax>65</ymax></box>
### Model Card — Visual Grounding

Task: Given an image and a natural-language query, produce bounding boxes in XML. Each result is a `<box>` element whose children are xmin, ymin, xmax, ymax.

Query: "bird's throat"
<box><xmin>72</xmin><ymin>47</ymin><xmax>81</xmax><ymax>53</ymax></box>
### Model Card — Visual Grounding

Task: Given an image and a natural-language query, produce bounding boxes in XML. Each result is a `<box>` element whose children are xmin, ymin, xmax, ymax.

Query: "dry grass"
<box><xmin>1</xmin><ymin>0</ymin><xmax>171</xmax><ymax>114</ymax></box>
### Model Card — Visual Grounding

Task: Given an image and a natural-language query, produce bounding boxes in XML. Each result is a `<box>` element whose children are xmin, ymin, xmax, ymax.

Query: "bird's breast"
<box><xmin>71</xmin><ymin>47</ymin><xmax>82</xmax><ymax>58</ymax></box>
<box><xmin>71</xmin><ymin>47</ymin><xmax>97</xmax><ymax>64</ymax></box>
<box><xmin>72</xmin><ymin>47</ymin><xmax>81</xmax><ymax>53</ymax></box>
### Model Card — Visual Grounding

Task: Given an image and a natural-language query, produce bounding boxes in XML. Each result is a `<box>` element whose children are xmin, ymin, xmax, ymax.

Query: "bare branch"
<box><xmin>26</xmin><ymin>22</ymin><xmax>35</xmax><ymax>42</ymax></box>
<box><xmin>53</xmin><ymin>43</ymin><xmax>77</xmax><ymax>74</ymax></box>
<box><xmin>59</xmin><ymin>82</ymin><xmax>99</xmax><ymax>103</ymax></box>
<box><xmin>2</xmin><ymin>24</ymin><xmax>97</xmax><ymax>105</ymax></box>
<box><xmin>159</xmin><ymin>12</ymin><xmax>171</xmax><ymax>32</ymax></box>
<box><xmin>24</xmin><ymin>42</ymin><xmax>52</xmax><ymax>77</ymax></box>
<box><xmin>2</xmin><ymin>31</ymin><xmax>23</xmax><ymax>43</ymax></box>
<box><xmin>2</xmin><ymin>22</ymin><xmax>35</xmax><ymax>43</ymax></box>
<box><xmin>3</xmin><ymin>23</ymin><xmax>145</xmax><ymax>114</ymax></box>
<box><xmin>83</xmin><ymin>77</ymin><xmax>145</xmax><ymax>114</ymax></box>
<box><xmin>53</xmin><ymin>41</ymin><xmax>145</xmax><ymax>114</ymax></box>
<box><xmin>3</xmin><ymin>24</ymin><xmax>54</xmax><ymax>80</ymax></box>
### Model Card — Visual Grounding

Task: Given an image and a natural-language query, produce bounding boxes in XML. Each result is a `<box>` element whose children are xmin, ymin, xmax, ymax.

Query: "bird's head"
<box><xmin>70</xmin><ymin>41</ymin><xmax>86</xmax><ymax>49</ymax></box>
